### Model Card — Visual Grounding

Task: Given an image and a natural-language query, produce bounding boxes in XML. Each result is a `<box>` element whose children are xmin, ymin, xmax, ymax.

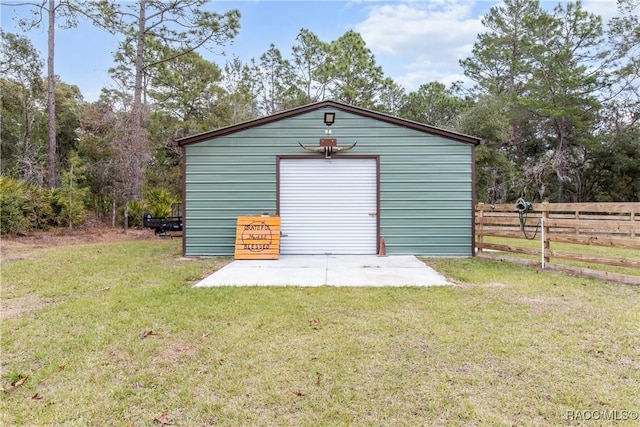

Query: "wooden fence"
<box><xmin>475</xmin><ymin>202</ymin><xmax>640</xmax><ymax>285</ymax></box>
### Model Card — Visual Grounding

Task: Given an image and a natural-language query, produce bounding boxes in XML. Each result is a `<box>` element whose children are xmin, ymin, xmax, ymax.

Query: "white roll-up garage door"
<box><xmin>279</xmin><ymin>157</ymin><xmax>377</xmax><ymax>255</ymax></box>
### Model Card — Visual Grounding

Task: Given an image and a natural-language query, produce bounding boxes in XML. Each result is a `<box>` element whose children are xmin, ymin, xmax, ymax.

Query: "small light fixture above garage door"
<box><xmin>323</xmin><ymin>112</ymin><xmax>335</xmax><ymax>126</ymax></box>
<box><xmin>298</xmin><ymin>111</ymin><xmax>357</xmax><ymax>159</ymax></box>
<box><xmin>324</xmin><ymin>112</ymin><xmax>335</xmax><ymax>135</ymax></box>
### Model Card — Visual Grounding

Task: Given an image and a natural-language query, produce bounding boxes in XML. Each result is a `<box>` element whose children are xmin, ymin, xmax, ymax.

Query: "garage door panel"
<box><xmin>279</xmin><ymin>158</ymin><xmax>377</xmax><ymax>255</ymax></box>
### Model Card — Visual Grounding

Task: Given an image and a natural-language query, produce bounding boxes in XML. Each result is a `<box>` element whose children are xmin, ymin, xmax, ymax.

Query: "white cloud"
<box><xmin>540</xmin><ymin>0</ymin><xmax>619</xmax><ymax>23</ymax></box>
<box><xmin>582</xmin><ymin>0</ymin><xmax>619</xmax><ymax>24</ymax></box>
<box><xmin>399</xmin><ymin>57</ymin><xmax>471</xmax><ymax>90</ymax></box>
<box><xmin>355</xmin><ymin>0</ymin><xmax>618</xmax><ymax>92</ymax></box>
<box><xmin>355</xmin><ymin>1</ymin><xmax>486</xmax><ymax>91</ymax></box>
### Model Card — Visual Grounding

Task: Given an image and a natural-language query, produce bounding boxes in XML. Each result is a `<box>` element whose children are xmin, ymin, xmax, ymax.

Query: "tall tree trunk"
<box><xmin>124</xmin><ymin>200</ymin><xmax>129</xmax><ymax>232</ymax></box>
<box><xmin>131</xmin><ymin>0</ymin><xmax>146</xmax><ymax>202</ymax></box>
<box><xmin>47</xmin><ymin>0</ymin><xmax>57</xmax><ymax>188</ymax></box>
<box><xmin>556</xmin><ymin>122</ymin><xmax>568</xmax><ymax>203</ymax></box>
<box><xmin>111</xmin><ymin>193</ymin><xmax>116</xmax><ymax>227</ymax></box>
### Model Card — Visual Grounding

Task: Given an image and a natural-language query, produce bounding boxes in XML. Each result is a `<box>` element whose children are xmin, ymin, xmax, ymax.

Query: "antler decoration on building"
<box><xmin>298</xmin><ymin>142</ymin><xmax>358</xmax><ymax>159</ymax></box>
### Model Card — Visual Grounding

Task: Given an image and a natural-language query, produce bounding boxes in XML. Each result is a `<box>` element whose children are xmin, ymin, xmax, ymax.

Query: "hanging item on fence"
<box><xmin>514</xmin><ymin>197</ymin><xmax>540</xmax><ymax>240</ymax></box>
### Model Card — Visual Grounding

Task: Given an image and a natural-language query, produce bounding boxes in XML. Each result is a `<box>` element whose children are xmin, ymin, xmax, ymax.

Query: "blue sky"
<box><xmin>1</xmin><ymin>0</ymin><xmax>618</xmax><ymax>102</ymax></box>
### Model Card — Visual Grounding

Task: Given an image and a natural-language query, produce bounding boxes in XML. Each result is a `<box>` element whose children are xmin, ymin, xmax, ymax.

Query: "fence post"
<box><xmin>477</xmin><ymin>203</ymin><xmax>484</xmax><ymax>255</ymax></box>
<box><xmin>632</xmin><ymin>212</ymin><xmax>636</xmax><ymax>239</ymax></box>
<box><xmin>542</xmin><ymin>203</ymin><xmax>550</xmax><ymax>267</ymax></box>
<box><xmin>541</xmin><ymin>216</ymin><xmax>545</xmax><ymax>269</ymax></box>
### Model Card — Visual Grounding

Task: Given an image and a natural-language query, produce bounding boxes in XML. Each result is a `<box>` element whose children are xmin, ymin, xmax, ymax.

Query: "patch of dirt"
<box><xmin>0</xmin><ymin>227</ymin><xmax>156</xmax><ymax>262</ymax></box>
<box><xmin>453</xmin><ymin>281</ymin><xmax>510</xmax><ymax>290</ymax></box>
<box><xmin>615</xmin><ymin>356</ymin><xmax>640</xmax><ymax>370</ymax></box>
<box><xmin>519</xmin><ymin>296</ymin><xmax>571</xmax><ymax>315</ymax></box>
<box><xmin>519</xmin><ymin>296</ymin><xmax>567</xmax><ymax>306</ymax></box>
<box><xmin>154</xmin><ymin>342</ymin><xmax>198</xmax><ymax>365</ymax></box>
<box><xmin>480</xmin><ymin>282</ymin><xmax>510</xmax><ymax>288</ymax></box>
<box><xmin>1</xmin><ymin>293</ymin><xmax>51</xmax><ymax>321</ymax></box>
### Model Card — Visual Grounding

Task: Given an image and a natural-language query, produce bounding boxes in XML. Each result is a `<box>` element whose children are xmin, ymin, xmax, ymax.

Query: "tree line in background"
<box><xmin>1</xmin><ymin>0</ymin><xmax>638</xmax><ymax>234</ymax></box>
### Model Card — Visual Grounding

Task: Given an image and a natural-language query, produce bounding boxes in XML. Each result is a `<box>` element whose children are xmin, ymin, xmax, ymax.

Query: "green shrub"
<box><xmin>145</xmin><ymin>188</ymin><xmax>179</xmax><ymax>218</ymax></box>
<box><xmin>0</xmin><ymin>176</ymin><xmax>31</xmax><ymax>234</ymax></box>
<box><xmin>1</xmin><ymin>172</ymin><xmax>89</xmax><ymax>234</ymax></box>
<box><xmin>128</xmin><ymin>200</ymin><xmax>144</xmax><ymax>227</ymax></box>
<box><xmin>25</xmin><ymin>185</ymin><xmax>57</xmax><ymax>230</ymax></box>
<box><xmin>53</xmin><ymin>151</ymin><xmax>89</xmax><ymax>228</ymax></box>
<box><xmin>118</xmin><ymin>200</ymin><xmax>144</xmax><ymax>228</ymax></box>
<box><xmin>52</xmin><ymin>186</ymin><xmax>88</xmax><ymax>228</ymax></box>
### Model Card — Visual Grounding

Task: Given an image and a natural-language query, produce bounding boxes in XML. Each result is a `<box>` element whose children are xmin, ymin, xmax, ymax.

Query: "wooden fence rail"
<box><xmin>475</xmin><ymin>202</ymin><xmax>640</xmax><ymax>285</ymax></box>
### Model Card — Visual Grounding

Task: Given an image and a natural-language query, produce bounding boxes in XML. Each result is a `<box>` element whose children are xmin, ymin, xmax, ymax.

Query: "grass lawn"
<box><xmin>2</xmin><ymin>237</ymin><xmax>639</xmax><ymax>426</ymax></box>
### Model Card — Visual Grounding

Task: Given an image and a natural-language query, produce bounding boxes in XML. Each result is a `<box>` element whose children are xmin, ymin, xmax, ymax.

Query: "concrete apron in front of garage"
<box><xmin>194</xmin><ymin>255</ymin><xmax>450</xmax><ymax>287</ymax></box>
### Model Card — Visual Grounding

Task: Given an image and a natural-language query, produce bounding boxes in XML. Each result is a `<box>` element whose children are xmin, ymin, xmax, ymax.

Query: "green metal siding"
<box><xmin>184</xmin><ymin>109</ymin><xmax>473</xmax><ymax>256</ymax></box>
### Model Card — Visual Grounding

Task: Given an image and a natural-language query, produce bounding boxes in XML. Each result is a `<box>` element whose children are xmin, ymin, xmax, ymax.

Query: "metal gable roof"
<box><xmin>176</xmin><ymin>100</ymin><xmax>482</xmax><ymax>146</ymax></box>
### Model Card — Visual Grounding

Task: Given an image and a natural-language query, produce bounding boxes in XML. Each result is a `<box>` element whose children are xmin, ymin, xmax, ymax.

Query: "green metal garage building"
<box><xmin>177</xmin><ymin>100</ymin><xmax>481</xmax><ymax>256</ymax></box>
